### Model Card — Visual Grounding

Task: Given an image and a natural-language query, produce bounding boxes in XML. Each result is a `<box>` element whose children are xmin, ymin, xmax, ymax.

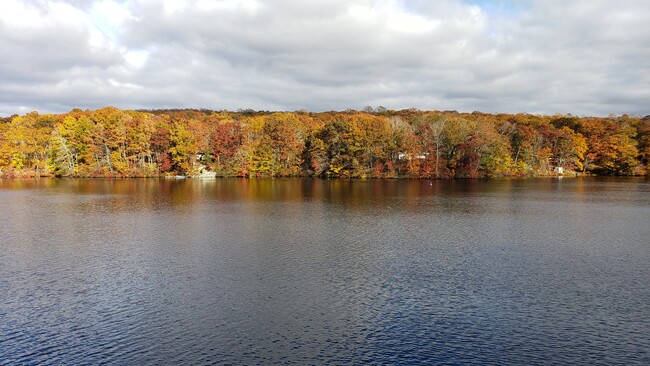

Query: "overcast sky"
<box><xmin>1</xmin><ymin>0</ymin><xmax>649</xmax><ymax>117</ymax></box>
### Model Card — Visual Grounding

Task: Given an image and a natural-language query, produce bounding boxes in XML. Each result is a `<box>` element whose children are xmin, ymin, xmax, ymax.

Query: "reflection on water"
<box><xmin>1</xmin><ymin>178</ymin><xmax>649</xmax><ymax>364</ymax></box>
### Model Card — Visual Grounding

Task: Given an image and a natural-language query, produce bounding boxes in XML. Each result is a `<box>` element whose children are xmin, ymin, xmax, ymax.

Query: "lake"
<box><xmin>1</xmin><ymin>178</ymin><xmax>649</xmax><ymax>365</ymax></box>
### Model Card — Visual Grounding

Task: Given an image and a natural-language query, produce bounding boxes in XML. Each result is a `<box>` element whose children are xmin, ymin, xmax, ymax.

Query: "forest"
<box><xmin>0</xmin><ymin>107</ymin><xmax>648</xmax><ymax>178</ymax></box>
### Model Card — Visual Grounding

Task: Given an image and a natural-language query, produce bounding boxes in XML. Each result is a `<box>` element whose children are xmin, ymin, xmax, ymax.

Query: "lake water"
<box><xmin>1</xmin><ymin>178</ymin><xmax>649</xmax><ymax>365</ymax></box>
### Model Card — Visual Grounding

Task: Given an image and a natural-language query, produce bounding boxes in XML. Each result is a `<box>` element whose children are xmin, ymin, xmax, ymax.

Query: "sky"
<box><xmin>0</xmin><ymin>0</ymin><xmax>649</xmax><ymax>117</ymax></box>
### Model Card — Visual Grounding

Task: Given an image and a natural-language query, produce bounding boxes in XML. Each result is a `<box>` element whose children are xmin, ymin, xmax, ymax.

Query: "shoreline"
<box><xmin>1</xmin><ymin>171</ymin><xmax>638</xmax><ymax>180</ymax></box>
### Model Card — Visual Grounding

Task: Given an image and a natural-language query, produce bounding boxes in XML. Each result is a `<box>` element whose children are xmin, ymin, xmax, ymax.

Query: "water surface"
<box><xmin>1</xmin><ymin>178</ymin><xmax>649</xmax><ymax>365</ymax></box>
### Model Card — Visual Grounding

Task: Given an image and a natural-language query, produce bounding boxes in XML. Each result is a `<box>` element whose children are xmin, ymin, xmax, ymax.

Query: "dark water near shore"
<box><xmin>1</xmin><ymin>178</ymin><xmax>649</xmax><ymax>365</ymax></box>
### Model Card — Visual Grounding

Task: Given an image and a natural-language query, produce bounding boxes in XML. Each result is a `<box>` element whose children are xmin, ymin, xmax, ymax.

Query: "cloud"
<box><xmin>0</xmin><ymin>0</ymin><xmax>648</xmax><ymax>116</ymax></box>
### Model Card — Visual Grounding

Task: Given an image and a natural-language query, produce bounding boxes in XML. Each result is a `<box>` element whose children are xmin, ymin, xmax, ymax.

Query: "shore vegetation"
<box><xmin>1</xmin><ymin>107</ymin><xmax>647</xmax><ymax>178</ymax></box>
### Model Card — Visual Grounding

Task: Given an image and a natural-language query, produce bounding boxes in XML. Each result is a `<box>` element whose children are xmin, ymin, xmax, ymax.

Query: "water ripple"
<box><xmin>1</xmin><ymin>178</ymin><xmax>649</xmax><ymax>365</ymax></box>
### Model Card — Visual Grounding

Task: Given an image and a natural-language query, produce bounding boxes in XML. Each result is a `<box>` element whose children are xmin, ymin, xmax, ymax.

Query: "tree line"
<box><xmin>0</xmin><ymin>107</ymin><xmax>648</xmax><ymax>178</ymax></box>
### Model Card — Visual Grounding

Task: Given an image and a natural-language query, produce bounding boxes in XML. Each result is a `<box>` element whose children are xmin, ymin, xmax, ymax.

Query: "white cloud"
<box><xmin>123</xmin><ymin>49</ymin><xmax>149</xmax><ymax>67</ymax></box>
<box><xmin>195</xmin><ymin>0</ymin><xmax>260</xmax><ymax>13</ymax></box>
<box><xmin>90</xmin><ymin>0</ymin><xmax>136</xmax><ymax>37</ymax></box>
<box><xmin>0</xmin><ymin>0</ymin><xmax>648</xmax><ymax>116</ymax></box>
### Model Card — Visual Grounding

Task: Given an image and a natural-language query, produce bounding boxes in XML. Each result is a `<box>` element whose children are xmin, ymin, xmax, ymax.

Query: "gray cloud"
<box><xmin>0</xmin><ymin>0</ymin><xmax>648</xmax><ymax>116</ymax></box>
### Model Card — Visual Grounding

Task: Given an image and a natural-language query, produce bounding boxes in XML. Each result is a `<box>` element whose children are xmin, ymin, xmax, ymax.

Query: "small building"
<box><xmin>398</xmin><ymin>152</ymin><xmax>429</xmax><ymax>161</ymax></box>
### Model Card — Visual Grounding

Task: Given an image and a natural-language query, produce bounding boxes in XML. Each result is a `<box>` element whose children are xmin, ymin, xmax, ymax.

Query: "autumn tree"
<box><xmin>263</xmin><ymin>113</ymin><xmax>305</xmax><ymax>176</ymax></box>
<box><xmin>210</xmin><ymin>120</ymin><xmax>245</xmax><ymax>176</ymax></box>
<box><xmin>580</xmin><ymin>117</ymin><xmax>639</xmax><ymax>175</ymax></box>
<box><xmin>1</xmin><ymin>107</ymin><xmax>647</xmax><ymax>178</ymax></box>
<box><xmin>414</xmin><ymin>112</ymin><xmax>447</xmax><ymax>178</ymax></box>
<box><xmin>150</xmin><ymin>116</ymin><xmax>173</xmax><ymax>173</ymax></box>
<box><xmin>637</xmin><ymin>117</ymin><xmax>650</xmax><ymax>174</ymax></box>
<box><xmin>169</xmin><ymin>121</ymin><xmax>196</xmax><ymax>174</ymax></box>
<box><xmin>551</xmin><ymin>126</ymin><xmax>587</xmax><ymax>171</ymax></box>
<box><xmin>0</xmin><ymin>112</ymin><xmax>52</xmax><ymax>175</ymax></box>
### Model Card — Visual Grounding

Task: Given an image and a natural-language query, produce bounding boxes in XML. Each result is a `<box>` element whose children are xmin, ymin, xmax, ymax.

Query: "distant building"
<box><xmin>398</xmin><ymin>152</ymin><xmax>428</xmax><ymax>161</ymax></box>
